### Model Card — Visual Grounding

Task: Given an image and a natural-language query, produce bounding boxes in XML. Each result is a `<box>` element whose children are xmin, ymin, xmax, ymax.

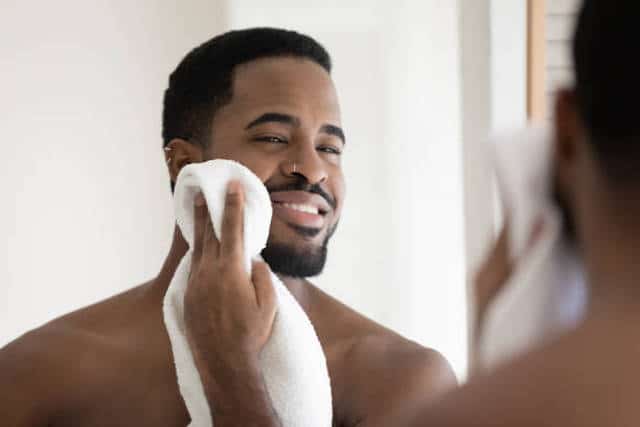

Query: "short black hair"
<box><xmin>573</xmin><ymin>0</ymin><xmax>640</xmax><ymax>181</ymax></box>
<box><xmin>162</xmin><ymin>28</ymin><xmax>332</xmax><ymax>149</ymax></box>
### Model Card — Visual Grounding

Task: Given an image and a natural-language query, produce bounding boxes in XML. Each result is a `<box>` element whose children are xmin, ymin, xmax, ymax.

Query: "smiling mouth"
<box><xmin>275</xmin><ymin>202</ymin><xmax>327</xmax><ymax>216</ymax></box>
<box><xmin>271</xmin><ymin>201</ymin><xmax>327</xmax><ymax>231</ymax></box>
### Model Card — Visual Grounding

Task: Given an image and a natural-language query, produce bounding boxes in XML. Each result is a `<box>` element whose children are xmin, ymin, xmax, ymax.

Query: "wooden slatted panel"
<box><xmin>544</xmin><ymin>0</ymin><xmax>580</xmax><ymax>119</ymax></box>
<box><xmin>547</xmin><ymin>0</ymin><xmax>581</xmax><ymax>14</ymax></box>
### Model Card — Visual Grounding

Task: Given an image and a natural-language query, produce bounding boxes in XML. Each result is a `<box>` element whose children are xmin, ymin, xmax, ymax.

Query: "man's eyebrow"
<box><xmin>245</xmin><ymin>112</ymin><xmax>299</xmax><ymax>129</ymax></box>
<box><xmin>321</xmin><ymin>124</ymin><xmax>346</xmax><ymax>144</ymax></box>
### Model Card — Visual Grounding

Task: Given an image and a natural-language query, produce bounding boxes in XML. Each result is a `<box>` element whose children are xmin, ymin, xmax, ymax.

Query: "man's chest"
<box><xmin>55</xmin><ymin>368</ymin><xmax>360</xmax><ymax>427</ymax></box>
<box><xmin>52</xmin><ymin>336</ymin><xmax>366</xmax><ymax>427</ymax></box>
<box><xmin>48</xmin><ymin>345</ymin><xmax>190</xmax><ymax>427</ymax></box>
<box><xmin>54</xmin><ymin>381</ymin><xmax>190</xmax><ymax>427</ymax></box>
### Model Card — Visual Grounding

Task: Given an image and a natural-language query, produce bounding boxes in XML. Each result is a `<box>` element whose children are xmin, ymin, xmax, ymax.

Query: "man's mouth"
<box><xmin>270</xmin><ymin>191</ymin><xmax>330</xmax><ymax>229</ymax></box>
<box><xmin>279</xmin><ymin>203</ymin><xmax>322</xmax><ymax>215</ymax></box>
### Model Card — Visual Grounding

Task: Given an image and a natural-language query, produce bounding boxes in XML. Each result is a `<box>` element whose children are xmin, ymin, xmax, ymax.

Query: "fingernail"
<box><xmin>195</xmin><ymin>193</ymin><xmax>205</xmax><ymax>207</ymax></box>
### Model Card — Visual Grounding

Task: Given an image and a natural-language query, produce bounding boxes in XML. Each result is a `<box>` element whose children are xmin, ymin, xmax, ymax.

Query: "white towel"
<box><xmin>163</xmin><ymin>159</ymin><xmax>333</xmax><ymax>427</ymax></box>
<box><xmin>478</xmin><ymin>126</ymin><xmax>588</xmax><ymax>371</ymax></box>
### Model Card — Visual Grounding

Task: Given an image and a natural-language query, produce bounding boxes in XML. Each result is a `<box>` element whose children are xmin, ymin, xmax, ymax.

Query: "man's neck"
<box><xmin>150</xmin><ymin>225</ymin><xmax>313</xmax><ymax>305</ymax></box>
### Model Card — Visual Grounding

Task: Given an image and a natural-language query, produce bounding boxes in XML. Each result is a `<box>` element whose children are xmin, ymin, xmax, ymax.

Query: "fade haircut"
<box><xmin>162</xmin><ymin>28</ymin><xmax>332</xmax><ymax>150</ymax></box>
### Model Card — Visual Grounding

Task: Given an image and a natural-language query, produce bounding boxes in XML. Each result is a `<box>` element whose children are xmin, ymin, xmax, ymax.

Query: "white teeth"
<box><xmin>282</xmin><ymin>203</ymin><xmax>319</xmax><ymax>215</ymax></box>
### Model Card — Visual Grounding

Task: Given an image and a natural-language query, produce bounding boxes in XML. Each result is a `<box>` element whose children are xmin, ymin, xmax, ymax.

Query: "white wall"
<box><xmin>0</xmin><ymin>0</ymin><xmax>528</xmax><ymax>381</ymax></box>
<box><xmin>458</xmin><ymin>0</ymin><xmax>494</xmax><ymax>366</ymax></box>
<box><xmin>0</xmin><ymin>0</ymin><xmax>227</xmax><ymax>342</ymax></box>
<box><xmin>490</xmin><ymin>0</ymin><xmax>528</xmax><ymax>131</ymax></box>
<box><xmin>229</xmin><ymin>0</ymin><xmax>468</xmax><ymax>378</ymax></box>
<box><xmin>383</xmin><ymin>0</ymin><xmax>467</xmax><ymax>379</ymax></box>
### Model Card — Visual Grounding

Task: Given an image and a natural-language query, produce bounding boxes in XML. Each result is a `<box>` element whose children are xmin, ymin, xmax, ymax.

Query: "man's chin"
<box><xmin>261</xmin><ymin>242</ymin><xmax>327</xmax><ymax>278</ymax></box>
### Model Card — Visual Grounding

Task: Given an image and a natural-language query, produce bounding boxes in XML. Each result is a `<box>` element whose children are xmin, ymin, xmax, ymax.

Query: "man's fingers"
<box><xmin>474</xmin><ymin>217</ymin><xmax>513</xmax><ymax>310</ymax></box>
<box><xmin>192</xmin><ymin>193</ymin><xmax>207</xmax><ymax>266</ymax></box>
<box><xmin>487</xmin><ymin>216</ymin><xmax>513</xmax><ymax>280</ymax></box>
<box><xmin>220</xmin><ymin>181</ymin><xmax>245</xmax><ymax>260</ymax></box>
<box><xmin>494</xmin><ymin>217</ymin><xmax>511</xmax><ymax>261</ymax></box>
<box><xmin>193</xmin><ymin>192</ymin><xmax>220</xmax><ymax>269</ymax></box>
<box><xmin>252</xmin><ymin>261</ymin><xmax>277</xmax><ymax>316</ymax></box>
<box><xmin>475</xmin><ymin>214</ymin><xmax>546</xmax><ymax>310</ymax></box>
<box><xmin>201</xmin><ymin>197</ymin><xmax>220</xmax><ymax>261</ymax></box>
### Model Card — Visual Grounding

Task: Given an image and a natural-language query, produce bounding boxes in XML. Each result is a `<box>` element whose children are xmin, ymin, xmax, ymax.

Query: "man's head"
<box><xmin>162</xmin><ymin>28</ymin><xmax>346</xmax><ymax>278</ymax></box>
<box><xmin>553</xmin><ymin>0</ymin><xmax>640</xmax><ymax>241</ymax></box>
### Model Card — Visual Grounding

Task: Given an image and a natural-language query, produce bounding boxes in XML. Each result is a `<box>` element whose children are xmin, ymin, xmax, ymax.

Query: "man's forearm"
<box><xmin>467</xmin><ymin>307</ymin><xmax>489</xmax><ymax>378</ymax></box>
<box><xmin>200</xmin><ymin>355</ymin><xmax>282</xmax><ymax>427</ymax></box>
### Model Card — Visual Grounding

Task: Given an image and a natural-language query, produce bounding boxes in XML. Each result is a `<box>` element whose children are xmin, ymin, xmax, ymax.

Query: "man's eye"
<box><xmin>318</xmin><ymin>146</ymin><xmax>342</xmax><ymax>155</ymax></box>
<box><xmin>256</xmin><ymin>136</ymin><xmax>287</xmax><ymax>144</ymax></box>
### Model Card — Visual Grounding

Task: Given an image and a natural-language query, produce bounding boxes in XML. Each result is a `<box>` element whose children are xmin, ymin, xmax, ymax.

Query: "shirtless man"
<box><xmin>394</xmin><ymin>1</ymin><xmax>640</xmax><ymax>425</ymax></box>
<box><xmin>1</xmin><ymin>28</ymin><xmax>455</xmax><ymax>426</ymax></box>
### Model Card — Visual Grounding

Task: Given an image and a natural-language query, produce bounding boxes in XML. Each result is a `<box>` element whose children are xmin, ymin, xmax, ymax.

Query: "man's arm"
<box><xmin>468</xmin><ymin>221</ymin><xmax>512</xmax><ymax>377</ymax></box>
<box><xmin>469</xmin><ymin>216</ymin><xmax>546</xmax><ymax>377</ymax></box>
<box><xmin>196</xmin><ymin>355</ymin><xmax>280</xmax><ymax>426</ymax></box>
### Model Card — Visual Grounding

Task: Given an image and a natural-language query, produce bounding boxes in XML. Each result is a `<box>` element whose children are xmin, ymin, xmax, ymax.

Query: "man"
<box><xmin>393</xmin><ymin>1</ymin><xmax>640</xmax><ymax>425</ymax></box>
<box><xmin>1</xmin><ymin>28</ymin><xmax>455</xmax><ymax>426</ymax></box>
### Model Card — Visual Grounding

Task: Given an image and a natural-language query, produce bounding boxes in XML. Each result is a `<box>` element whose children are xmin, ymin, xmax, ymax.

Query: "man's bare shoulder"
<box><xmin>404</xmin><ymin>313</ymin><xmax>640</xmax><ymax>427</ymax></box>
<box><xmin>343</xmin><ymin>330</ymin><xmax>456</xmax><ymax>420</ymax></box>
<box><xmin>1</xmin><ymin>281</ymin><xmax>161</xmax><ymax>375</ymax></box>
<box><xmin>1</xmin><ymin>284</ymin><xmax>150</xmax><ymax>380</ymax></box>
<box><xmin>0</xmin><ymin>283</ymin><xmax>162</xmax><ymax>425</ymax></box>
<box><xmin>0</xmin><ymin>318</ymin><xmax>116</xmax><ymax>425</ymax></box>
<box><xmin>49</xmin><ymin>281</ymin><xmax>157</xmax><ymax>332</ymax></box>
<box><xmin>307</xmin><ymin>282</ymin><xmax>454</xmax><ymax>375</ymax></box>
<box><xmin>305</xmin><ymin>283</ymin><xmax>456</xmax><ymax>424</ymax></box>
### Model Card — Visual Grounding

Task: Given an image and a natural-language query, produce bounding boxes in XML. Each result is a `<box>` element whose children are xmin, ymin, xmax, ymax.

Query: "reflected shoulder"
<box><xmin>0</xmin><ymin>321</ymin><xmax>110</xmax><ymax>426</ymax></box>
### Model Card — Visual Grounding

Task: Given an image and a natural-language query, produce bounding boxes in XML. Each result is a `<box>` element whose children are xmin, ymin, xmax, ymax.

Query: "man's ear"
<box><xmin>553</xmin><ymin>88</ymin><xmax>585</xmax><ymax>204</ymax></box>
<box><xmin>164</xmin><ymin>138</ymin><xmax>204</xmax><ymax>185</ymax></box>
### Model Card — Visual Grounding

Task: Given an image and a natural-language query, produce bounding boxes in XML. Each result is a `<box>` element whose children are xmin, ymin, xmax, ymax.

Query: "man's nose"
<box><xmin>280</xmin><ymin>145</ymin><xmax>328</xmax><ymax>185</ymax></box>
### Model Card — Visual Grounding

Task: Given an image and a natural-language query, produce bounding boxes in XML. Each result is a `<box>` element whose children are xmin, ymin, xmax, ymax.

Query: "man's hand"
<box><xmin>470</xmin><ymin>216</ymin><xmax>545</xmax><ymax>376</ymax></box>
<box><xmin>473</xmin><ymin>220</ymin><xmax>513</xmax><ymax>328</ymax></box>
<box><xmin>183</xmin><ymin>180</ymin><xmax>281</xmax><ymax>426</ymax></box>
<box><xmin>474</xmin><ymin>216</ymin><xmax>546</xmax><ymax>327</ymax></box>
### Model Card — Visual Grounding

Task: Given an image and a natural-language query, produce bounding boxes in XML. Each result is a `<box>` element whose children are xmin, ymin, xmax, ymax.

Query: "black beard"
<box><xmin>261</xmin><ymin>222</ymin><xmax>337</xmax><ymax>278</ymax></box>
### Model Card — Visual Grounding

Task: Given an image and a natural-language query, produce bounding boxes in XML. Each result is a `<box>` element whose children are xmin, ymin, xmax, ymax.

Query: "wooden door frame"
<box><xmin>527</xmin><ymin>0</ymin><xmax>546</xmax><ymax>121</ymax></box>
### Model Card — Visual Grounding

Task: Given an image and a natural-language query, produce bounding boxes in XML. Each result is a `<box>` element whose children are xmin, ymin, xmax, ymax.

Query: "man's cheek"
<box><xmin>232</xmin><ymin>153</ymin><xmax>277</xmax><ymax>182</ymax></box>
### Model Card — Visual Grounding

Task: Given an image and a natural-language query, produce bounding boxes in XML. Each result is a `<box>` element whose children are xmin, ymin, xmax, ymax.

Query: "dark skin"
<box><xmin>393</xmin><ymin>88</ymin><xmax>640</xmax><ymax>426</ymax></box>
<box><xmin>0</xmin><ymin>57</ymin><xmax>455</xmax><ymax>426</ymax></box>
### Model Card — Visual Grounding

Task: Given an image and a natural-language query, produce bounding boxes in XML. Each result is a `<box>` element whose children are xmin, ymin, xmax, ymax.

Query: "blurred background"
<box><xmin>0</xmin><ymin>0</ymin><xmax>578</xmax><ymax>379</ymax></box>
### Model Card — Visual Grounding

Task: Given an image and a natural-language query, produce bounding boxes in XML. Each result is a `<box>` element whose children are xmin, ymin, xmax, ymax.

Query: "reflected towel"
<box><xmin>479</xmin><ymin>126</ymin><xmax>588</xmax><ymax>371</ymax></box>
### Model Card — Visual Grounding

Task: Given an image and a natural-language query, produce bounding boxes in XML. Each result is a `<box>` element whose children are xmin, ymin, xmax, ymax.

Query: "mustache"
<box><xmin>266</xmin><ymin>178</ymin><xmax>337</xmax><ymax>210</ymax></box>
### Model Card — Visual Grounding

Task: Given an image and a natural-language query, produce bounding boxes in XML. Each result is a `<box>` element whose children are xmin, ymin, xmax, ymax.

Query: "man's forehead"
<box><xmin>228</xmin><ymin>57</ymin><xmax>341</xmax><ymax>121</ymax></box>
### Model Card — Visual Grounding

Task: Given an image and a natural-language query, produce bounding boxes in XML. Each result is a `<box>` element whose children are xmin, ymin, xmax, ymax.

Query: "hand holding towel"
<box><xmin>163</xmin><ymin>159</ymin><xmax>333</xmax><ymax>426</ymax></box>
<box><xmin>478</xmin><ymin>126</ymin><xmax>588</xmax><ymax>371</ymax></box>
